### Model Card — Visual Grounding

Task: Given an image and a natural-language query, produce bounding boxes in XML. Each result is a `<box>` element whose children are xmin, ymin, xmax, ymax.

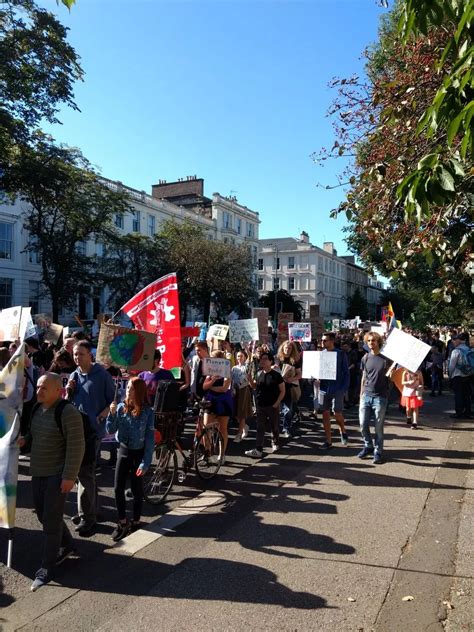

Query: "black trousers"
<box><xmin>451</xmin><ymin>376</ymin><xmax>472</xmax><ymax>416</ymax></box>
<box><xmin>114</xmin><ymin>445</ymin><xmax>144</xmax><ymax>521</ymax></box>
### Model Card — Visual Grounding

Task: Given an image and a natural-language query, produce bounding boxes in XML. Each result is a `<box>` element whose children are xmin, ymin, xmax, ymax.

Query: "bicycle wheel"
<box><xmin>143</xmin><ymin>445</ymin><xmax>177</xmax><ymax>505</ymax></box>
<box><xmin>194</xmin><ymin>425</ymin><xmax>224</xmax><ymax>480</ymax></box>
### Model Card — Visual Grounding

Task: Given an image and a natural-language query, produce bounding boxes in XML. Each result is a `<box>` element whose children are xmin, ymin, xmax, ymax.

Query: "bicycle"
<box><xmin>142</xmin><ymin>398</ymin><xmax>224</xmax><ymax>505</ymax></box>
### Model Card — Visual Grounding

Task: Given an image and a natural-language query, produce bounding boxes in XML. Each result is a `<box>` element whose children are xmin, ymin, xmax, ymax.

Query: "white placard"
<box><xmin>381</xmin><ymin>328</ymin><xmax>431</xmax><ymax>373</ymax></box>
<box><xmin>0</xmin><ymin>306</ymin><xmax>23</xmax><ymax>342</ymax></box>
<box><xmin>288</xmin><ymin>322</ymin><xmax>312</xmax><ymax>342</ymax></box>
<box><xmin>302</xmin><ymin>350</ymin><xmax>338</xmax><ymax>380</ymax></box>
<box><xmin>206</xmin><ymin>324</ymin><xmax>229</xmax><ymax>341</ymax></box>
<box><xmin>229</xmin><ymin>318</ymin><xmax>259</xmax><ymax>343</ymax></box>
<box><xmin>370</xmin><ymin>325</ymin><xmax>385</xmax><ymax>336</ymax></box>
<box><xmin>202</xmin><ymin>357</ymin><xmax>231</xmax><ymax>379</ymax></box>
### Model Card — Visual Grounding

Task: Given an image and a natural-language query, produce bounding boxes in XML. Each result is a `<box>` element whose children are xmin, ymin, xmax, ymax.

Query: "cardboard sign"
<box><xmin>288</xmin><ymin>323</ymin><xmax>312</xmax><ymax>342</ymax></box>
<box><xmin>229</xmin><ymin>318</ymin><xmax>259</xmax><ymax>343</ymax></box>
<box><xmin>207</xmin><ymin>324</ymin><xmax>229</xmax><ymax>341</ymax></box>
<box><xmin>0</xmin><ymin>307</ymin><xmax>22</xmax><ymax>342</ymax></box>
<box><xmin>302</xmin><ymin>350</ymin><xmax>338</xmax><ymax>380</ymax></box>
<box><xmin>44</xmin><ymin>323</ymin><xmax>64</xmax><ymax>345</ymax></box>
<box><xmin>381</xmin><ymin>328</ymin><xmax>431</xmax><ymax>373</ymax></box>
<box><xmin>251</xmin><ymin>307</ymin><xmax>270</xmax><ymax>343</ymax></box>
<box><xmin>96</xmin><ymin>323</ymin><xmax>155</xmax><ymax>371</ymax></box>
<box><xmin>202</xmin><ymin>357</ymin><xmax>231</xmax><ymax>379</ymax></box>
<box><xmin>277</xmin><ymin>312</ymin><xmax>293</xmax><ymax>344</ymax></box>
<box><xmin>33</xmin><ymin>313</ymin><xmax>53</xmax><ymax>331</ymax></box>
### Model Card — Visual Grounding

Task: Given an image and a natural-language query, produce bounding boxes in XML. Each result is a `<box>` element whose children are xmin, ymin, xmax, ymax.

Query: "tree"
<box><xmin>259</xmin><ymin>290</ymin><xmax>305</xmax><ymax>322</ymax></box>
<box><xmin>346</xmin><ymin>288</ymin><xmax>369</xmax><ymax>320</ymax></box>
<box><xmin>0</xmin><ymin>0</ymin><xmax>82</xmax><ymax>183</ymax></box>
<box><xmin>3</xmin><ymin>136</ymin><xmax>133</xmax><ymax>321</ymax></box>
<box><xmin>313</xmin><ymin>2</ymin><xmax>472</xmax><ymax>317</ymax></box>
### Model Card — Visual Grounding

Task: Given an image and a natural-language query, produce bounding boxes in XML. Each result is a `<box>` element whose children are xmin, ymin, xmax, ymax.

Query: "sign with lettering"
<box><xmin>44</xmin><ymin>323</ymin><xmax>64</xmax><ymax>345</ymax></box>
<box><xmin>302</xmin><ymin>350</ymin><xmax>338</xmax><ymax>380</ymax></box>
<box><xmin>0</xmin><ymin>307</ymin><xmax>22</xmax><ymax>342</ymax></box>
<box><xmin>229</xmin><ymin>318</ymin><xmax>259</xmax><ymax>343</ymax></box>
<box><xmin>381</xmin><ymin>328</ymin><xmax>431</xmax><ymax>373</ymax></box>
<box><xmin>96</xmin><ymin>323</ymin><xmax>155</xmax><ymax>371</ymax></box>
<box><xmin>202</xmin><ymin>357</ymin><xmax>231</xmax><ymax>379</ymax></box>
<box><xmin>288</xmin><ymin>322</ymin><xmax>312</xmax><ymax>342</ymax></box>
<box><xmin>207</xmin><ymin>324</ymin><xmax>229</xmax><ymax>341</ymax></box>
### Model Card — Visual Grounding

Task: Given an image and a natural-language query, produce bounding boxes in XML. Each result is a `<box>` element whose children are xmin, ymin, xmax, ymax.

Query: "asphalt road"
<box><xmin>1</xmin><ymin>389</ymin><xmax>472</xmax><ymax>632</ymax></box>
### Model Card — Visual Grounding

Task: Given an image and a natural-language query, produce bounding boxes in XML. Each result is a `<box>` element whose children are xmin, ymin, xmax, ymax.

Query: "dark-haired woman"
<box><xmin>106</xmin><ymin>377</ymin><xmax>154</xmax><ymax>541</ymax></box>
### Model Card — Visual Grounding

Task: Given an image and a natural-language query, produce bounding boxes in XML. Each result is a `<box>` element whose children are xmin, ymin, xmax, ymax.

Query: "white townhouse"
<box><xmin>0</xmin><ymin>176</ymin><xmax>260</xmax><ymax>320</ymax></box>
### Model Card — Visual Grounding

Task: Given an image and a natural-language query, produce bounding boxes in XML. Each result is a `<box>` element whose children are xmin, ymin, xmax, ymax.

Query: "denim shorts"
<box><xmin>319</xmin><ymin>391</ymin><xmax>344</xmax><ymax>413</ymax></box>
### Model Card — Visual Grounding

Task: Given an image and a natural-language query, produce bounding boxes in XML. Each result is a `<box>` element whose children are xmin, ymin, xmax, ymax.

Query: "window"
<box><xmin>114</xmin><ymin>214</ymin><xmax>124</xmax><ymax>229</ymax></box>
<box><xmin>96</xmin><ymin>242</ymin><xmax>104</xmax><ymax>257</ymax></box>
<box><xmin>246</xmin><ymin>222</ymin><xmax>254</xmax><ymax>238</ymax></box>
<box><xmin>0</xmin><ymin>277</ymin><xmax>13</xmax><ymax>309</ymax></box>
<box><xmin>76</xmin><ymin>241</ymin><xmax>86</xmax><ymax>255</ymax></box>
<box><xmin>288</xmin><ymin>256</ymin><xmax>295</xmax><ymax>269</ymax></box>
<box><xmin>318</xmin><ymin>256</ymin><xmax>323</xmax><ymax>271</ymax></box>
<box><xmin>148</xmin><ymin>214</ymin><xmax>155</xmax><ymax>236</ymax></box>
<box><xmin>258</xmin><ymin>258</ymin><xmax>263</xmax><ymax>270</ymax></box>
<box><xmin>273</xmin><ymin>278</ymin><xmax>280</xmax><ymax>291</ymax></box>
<box><xmin>223</xmin><ymin>212</ymin><xmax>232</xmax><ymax>229</ymax></box>
<box><xmin>29</xmin><ymin>280</ymin><xmax>41</xmax><ymax>314</ymax></box>
<box><xmin>0</xmin><ymin>222</ymin><xmax>13</xmax><ymax>260</ymax></box>
<box><xmin>28</xmin><ymin>236</ymin><xmax>40</xmax><ymax>264</ymax></box>
<box><xmin>325</xmin><ymin>259</ymin><xmax>328</xmax><ymax>272</ymax></box>
<box><xmin>289</xmin><ymin>277</ymin><xmax>295</xmax><ymax>290</ymax></box>
<box><xmin>132</xmin><ymin>210</ymin><xmax>140</xmax><ymax>232</ymax></box>
<box><xmin>257</xmin><ymin>277</ymin><xmax>264</xmax><ymax>291</ymax></box>
<box><xmin>236</xmin><ymin>218</ymin><xmax>242</xmax><ymax>234</ymax></box>
<box><xmin>274</xmin><ymin>257</ymin><xmax>280</xmax><ymax>270</ymax></box>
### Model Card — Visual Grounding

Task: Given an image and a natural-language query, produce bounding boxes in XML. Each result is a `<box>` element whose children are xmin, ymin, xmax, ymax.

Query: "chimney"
<box><xmin>300</xmin><ymin>231</ymin><xmax>309</xmax><ymax>243</ymax></box>
<box><xmin>323</xmin><ymin>241</ymin><xmax>336</xmax><ymax>255</ymax></box>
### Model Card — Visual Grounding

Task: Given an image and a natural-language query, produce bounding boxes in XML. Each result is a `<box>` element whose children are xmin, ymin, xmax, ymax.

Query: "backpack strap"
<box><xmin>53</xmin><ymin>399</ymin><xmax>69</xmax><ymax>436</ymax></box>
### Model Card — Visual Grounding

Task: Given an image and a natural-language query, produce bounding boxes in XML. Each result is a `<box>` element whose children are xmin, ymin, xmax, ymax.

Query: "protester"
<box><xmin>232</xmin><ymin>350</ymin><xmax>252</xmax><ymax>442</ymax></box>
<box><xmin>245</xmin><ymin>351</ymin><xmax>285</xmax><ymax>458</ymax></box>
<box><xmin>67</xmin><ymin>340</ymin><xmax>115</xmax><ymax>536</ymax></box>
<box><xmin>358</xmin><ymin>332</ymin><xmax>392</xmax><ymax>464</ymax></box>
<box><xmin>23</xmin><ymin>373</ymin><xmax>85</xmax><ymax>591</ymax></box>
<box><xmin>276</xmin><ymin>341</ymin><xmax>302</xmax><ymax>438</ymax></box>
<box><xmin>202</xmin><ymin>350</ymin><xmax>232</xmax><ymax>463</ymax></box>
<box><xmin>317</xmin><ymin>332</ymin><xmax>350</xmax><ymax>450</ymax></box>
<box><xmin>428</xmin><ymin>344</ymin><xmax>444</xmax><ymax>397</ymax></box>
<box><xmin>138</xmin><ymin>349</ymin><xmax>175</xmax><ymax>406</ymax></box>
<box><xmin>106</xmin><ymin>377</ymin><xmax>154</xmax><ymax>541</ymax></box>
<box><xmin>189</xmin><ymin>341</ymin><xmax>209</xmax><ymax>399</ymax></box>
<box><xmin>401</xmin><ymin>368</ymin><xmax>424</xmax><ymax>429</ymax></box>
<box><xmin>448</xmin><ymin>333</ymin><xmax>472</xmax><ymax>419</ymax></box>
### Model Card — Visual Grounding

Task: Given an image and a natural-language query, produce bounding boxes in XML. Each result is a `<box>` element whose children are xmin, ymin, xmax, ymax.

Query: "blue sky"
<box><xmin>42</xmin><ymin>0</ymin><xmax>388</xmax><ymax>256</ymax></box>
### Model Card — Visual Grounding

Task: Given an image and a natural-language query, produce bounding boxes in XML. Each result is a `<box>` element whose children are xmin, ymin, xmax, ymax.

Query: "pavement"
<box><xmin>0</xmin><ymin>388</ymin><xmax>472</xmax><ymax>632</ymax></box>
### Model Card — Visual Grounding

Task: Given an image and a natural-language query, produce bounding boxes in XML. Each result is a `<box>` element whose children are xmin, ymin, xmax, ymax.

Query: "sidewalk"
<box><xmin>1</xmin><ymin>392</ymin><xmax>472</xmax><ymax>631</ymax></box>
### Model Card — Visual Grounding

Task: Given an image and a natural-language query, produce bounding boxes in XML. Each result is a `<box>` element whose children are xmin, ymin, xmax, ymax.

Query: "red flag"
<box><xmin>120</xmin><ymin>273</ymin><xmax>182</xmax><ymax>369</ymax></box>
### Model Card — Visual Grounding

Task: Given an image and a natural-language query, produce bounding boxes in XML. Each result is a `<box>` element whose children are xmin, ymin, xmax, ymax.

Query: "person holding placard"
<box><xmin>276</xmin><ymin>341</ymin><xmax>302</xmax><ymax>438</ymax></box>
<box><xmin>203</xmin><ymin>350</ymin><xmax>232</xmax><ymax>463</ymax></box>
<box><xmin>232</xmin><ymin>350</ymin><xmax>252</xmax><ymax>442</ymax></box>
<box><xmin>318</xmin><ymin>333</ymin><xmax>350</xmax><ymax>450</ymax></box>
<box><xmin>358</xmin><ymin>332</ymin><xmax>392</xmax><ymax>464</ymax></box>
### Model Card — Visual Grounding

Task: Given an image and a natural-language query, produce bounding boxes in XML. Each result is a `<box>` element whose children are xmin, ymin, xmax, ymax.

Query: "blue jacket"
<box><xmin>319</xmin><ymin>348</ymin><xmax>350</xmax><ymax>395</ymax></box>
<box><xmin>106</xmin><ymin>403</ymin><xmax>155</xmax><ymax>470</ymax></box>
<box><xmin>70</xmin><ymin>363</ymin><xmax>116</xmax><ymax>437</ymax></box>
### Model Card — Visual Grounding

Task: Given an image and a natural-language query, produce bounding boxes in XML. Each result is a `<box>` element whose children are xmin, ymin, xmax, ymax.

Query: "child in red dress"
<box><xmin>401</xmin><ymin>369</ymin><xmax>424</xmax><ymax>429</ymax></box>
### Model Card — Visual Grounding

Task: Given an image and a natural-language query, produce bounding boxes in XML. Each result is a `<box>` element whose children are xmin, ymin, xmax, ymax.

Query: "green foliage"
<box><xmin>259</xmin><ymin>290</ymin><xmax>305</xmax><ymax>322</ymax></box>
<box><xmin>346</xmin><ymin>288</ymin><xmax>369</xmax><ymax>320</ymax></box>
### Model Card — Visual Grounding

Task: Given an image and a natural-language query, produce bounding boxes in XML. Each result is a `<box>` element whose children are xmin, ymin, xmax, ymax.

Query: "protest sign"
<box><xmin>229</xmin><ymin>318</ymin><xmax>259</xmax><ymax>343</ymax></box>
<box><xmin>302</xmin><ymin>350</ymin><xmax>338</xmax><ymax>380</ymax></box>
<box><xmin>370</xmin><ymin>325</ymin><xmax>385</xmax><ymax>336</ymax></box>
<box><xmin>309</xmin><ymin>305</ymin><xmax>323</xmax><ymax>340</ymax></box>
<box><xmin>251</xmin><ymin>307</ymin><xmax>270</xmax><ymax>343</ymax></box>
<box><xmin>202</xmin><ymin>357</ymin><xmax>231</xmax><ymax>379</ymax></box>
<box><xmin>96</xmin><ymin>323</ymin><xmax>155</xmax><ymax>371</ymax></box>
<box><xmin>288</xmin><ymin>322</ymin><xmax>312</xmax><ymax>342</ymax></box>
<box><xmin>33</xmin><ymin>313</ymin><xmax>53</xmax><ymax>331</ymax></box>
<box><xmin>381</xmin><ymin>328</ymin><xmax>431</xmax><ymax>373</ymax></box>
<box><xmin>0</xmin><ymin>307</ymin><xmax>22</xmax><ymax>342</ymax></box>
<box><xmin>277</xmin><ymin>312</ymin><xmax>293</xmax><ymax>344</ymax></box>
<box><xmin>44</xmin><ymin>323</ymin><xmax>64</xmax><ymax>345</ymax></box>
<box><xmin>207</xmin><ymin>324</ymin><xmax>229</xmax><ymax>341</ymax></box>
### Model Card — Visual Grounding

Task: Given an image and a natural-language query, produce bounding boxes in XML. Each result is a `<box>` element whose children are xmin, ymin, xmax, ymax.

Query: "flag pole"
<box><xmin>6</xmin><ymin>528</ymin><xmax>13</xmax><ymax>567</ymax></box>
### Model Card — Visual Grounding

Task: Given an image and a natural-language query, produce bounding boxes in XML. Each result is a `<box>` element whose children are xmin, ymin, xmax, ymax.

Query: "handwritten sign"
<box><xmin>381</xmin><ymin>328</ymin><xmax>431</xmax><ymax>373</ymax></box>
<box><xmin>96</xmin><ymin>323</ymin><xmax>155</xmax><ymax>371</ymax></box>
<box><xmin>207</xmin><ymin>324</ymin><xmax>229</xmax><ymax>341</ymax></box>
<box><xmin>229</xmin><ymin>318</ymin><xmax>259</xmax><ymax>343</ymax></box>
<box><xmin>0</xmin><ymin>307</ymin><xmax>22</xmax><ymax>342</ymax></box>
<box><xmin>251</xmin><ymin>307</ymin><xmax>270</xmax><ymax>343</ymax></box>
<box><xmin>288</xmin><ymin>322</ymin><xmax>312</xmax><ymax>342</ymax></box>
<box><xmin>202</xmin><ymin>357</ymin><xmax>231</xmax><ymax>379</ymax></box>
<box><xmin>44</xmin><ymin>323</ymin><xmax>64</xmax><ymax>345</ymax></box>
<box><xmin>302</xmin><ymin>351</ymin><xmax>337</xmax><ymax>380</ymax></box>
<box><xmin>277</xmin><ymin>312</ymin><xmax>293</xmax><ymax>344</ymax></box>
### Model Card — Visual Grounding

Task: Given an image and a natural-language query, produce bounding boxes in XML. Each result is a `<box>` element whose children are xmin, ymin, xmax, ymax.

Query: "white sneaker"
<box><xmin>245</xmin><ymin>448</ymin><xmax>263</xmax><ymax>459</ymax></box>
<box><xmin>271</xmin><ymin>441</ymin><xmax>279</xmax><ymax>453</ymax></box>
<box><xmin>242</xmin><ymin>424</ymin><xmax>250</xmax><ymax>439</ymax></box>
<box><xmin>234</xmin><ymin>432</ymin><xmax>243</xmax><ymax>443</ymax></box>
<box><xmin>31</xmin><ymin>568</ymin><xmax>51</xmax><ymax>592</ymax></box>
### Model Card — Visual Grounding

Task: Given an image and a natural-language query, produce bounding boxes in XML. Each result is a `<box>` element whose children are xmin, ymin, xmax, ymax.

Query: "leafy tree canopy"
<box><xmin>259</xmin><ymin>289</ymin><xmax>305</xmax><ymax>322</ymax></box>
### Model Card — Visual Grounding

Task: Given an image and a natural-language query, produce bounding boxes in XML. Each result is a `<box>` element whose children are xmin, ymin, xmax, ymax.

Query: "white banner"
<box><xmin>202</xmin><ymin>357</ymin><xmax>231</xmax><ymax>379</ymax></box>
<box><xmin>206</xmin><ymin>324</ymin><xmax>229</xmax><ymax>341</ymax></box>
<box><xmin>288</xmin><ymin>322</ymin><xmax>312</xmax><ymax>342</ymax></box>
<box><xmin>381</xmin><ymin>328</ymin><xmax>431</xmax><ymax>373</ymax></box>
<box><xmin>229</xmin><ymin>318</ymin><xmax>259</xmax><ymax>343</ymax></box>
<box><xmin>302</xmin><ymin>350</ymin><xmax>338</xmax><ymax>380</ymax></box>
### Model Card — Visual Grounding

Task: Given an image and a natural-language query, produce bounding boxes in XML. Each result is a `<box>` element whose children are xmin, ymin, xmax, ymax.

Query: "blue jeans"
<box><xmin>280</xmin><ymin>403</ymin><xmax>293</xmax><ymax>433</ymax></box>
<box><xmin>359</xmin><ymin>394</ymin><xmax>388</xmax><ymax>455</ymax></box>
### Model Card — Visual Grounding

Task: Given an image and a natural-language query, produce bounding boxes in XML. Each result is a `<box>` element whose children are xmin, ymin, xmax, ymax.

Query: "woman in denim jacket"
<box><xmin>106</xmin><ymin>377</ymin><xmax>154</xmax><ymax>541</ymax></box>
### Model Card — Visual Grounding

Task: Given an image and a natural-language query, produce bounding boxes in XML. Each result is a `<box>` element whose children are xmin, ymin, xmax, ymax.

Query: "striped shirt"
<box><xmin>30</xmin><ymin>400</ymin><xmax>85</xmax><ymax>481</ymax></box>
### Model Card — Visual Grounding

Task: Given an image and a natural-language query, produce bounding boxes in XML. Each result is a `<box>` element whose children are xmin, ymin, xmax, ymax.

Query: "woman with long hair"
<box><xmin>232</xmin><ymin>349</ymin><xmax>252</xmax><ymax>442</ymax></box>
<box><xmin>106</xmin><ymin>377</ymin><xmax>154</xmax><ymax>541</ymax></box>
<box><xmin>202</xmin><ymin>350</ymin><xmax>232</xmax><ymax>463</ymax></box>
<box><xmin>276</xmin><ymin>340</ymin><xmax>302</xmax><ymax>437</ymax></box>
